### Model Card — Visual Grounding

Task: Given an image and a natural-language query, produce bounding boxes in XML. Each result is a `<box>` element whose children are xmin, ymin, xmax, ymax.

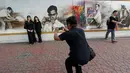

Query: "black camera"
<box><xmin>58</xmin><ymin>27</ymin><xmax>64</xmax><ymax>30</ymax></box>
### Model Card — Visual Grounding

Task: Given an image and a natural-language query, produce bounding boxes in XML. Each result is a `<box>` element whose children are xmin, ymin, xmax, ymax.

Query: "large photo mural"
<box><xmin>86</xmin><ymin>1</ymin><xmax>130</xmax><ymax>30</ymax></box>
<box><xmin>0</xmin><ymin>7</ymin><xmax>24</xmax><ymax>31</ymax></box>
<box><xmin>0</xmin><ymin>0</ymin><xmax>130</xmax><ymax>33</ymax></box>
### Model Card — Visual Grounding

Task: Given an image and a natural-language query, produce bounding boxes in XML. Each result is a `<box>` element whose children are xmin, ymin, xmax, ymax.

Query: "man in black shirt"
<box><xmin>105</xmin><ymin>10</ymin><xmax>122</xmax><ymax>43</ymax></box>
<box><xmin>54</xmin><ymin>16</ymin><xmax>90</xmax><ymax>73</ymax></box>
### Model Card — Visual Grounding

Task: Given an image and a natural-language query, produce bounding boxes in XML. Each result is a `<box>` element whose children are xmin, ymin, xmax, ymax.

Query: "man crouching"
<box><xmin>54</xmin><ymin>16</ymin><xmax>90</xmax><ymax>73</ymax></box>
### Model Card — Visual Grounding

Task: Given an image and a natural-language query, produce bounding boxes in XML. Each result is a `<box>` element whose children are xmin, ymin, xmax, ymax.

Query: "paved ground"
<box><xmin>0</xmin><ymin>37</ymin><xmax>130</xmax><ymax>73</ymax></box>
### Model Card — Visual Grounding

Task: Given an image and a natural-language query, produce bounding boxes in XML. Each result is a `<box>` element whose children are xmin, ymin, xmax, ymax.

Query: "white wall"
<box><xmin>0</xmin><ymin>30</ymin><xmax>130</xmax><ymax>43</ymax></box>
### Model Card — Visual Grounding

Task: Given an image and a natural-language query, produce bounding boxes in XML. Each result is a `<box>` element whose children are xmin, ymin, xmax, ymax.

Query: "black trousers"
<box><xmin>27</xmin><ymin>31</ymin><xmax>35</xmax><ymax>44</ymax></box>
<box><xmin>33</xmin><ymin>31</ymin><xmax>37</xmax><ymax>42</ymax></box>
<box><xmin>36</xmin><ymin>30</ymin><xmax>42</xmax><ymax>42</ymax></box>
<box><xmin>65</xmin><ymin>57</ymin><xmax>82</xmax><ymax>73</ymax></box>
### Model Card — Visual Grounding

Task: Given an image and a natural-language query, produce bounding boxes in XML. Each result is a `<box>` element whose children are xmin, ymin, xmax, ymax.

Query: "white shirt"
<box><xmin>52</xmin><ymin>20</ymin><xmax>65</xmax><ymax>31</ymax></box>
<box><xmin>43</xmin><ymin>22</ymin><xmax>52</xmax><ymax>32</ymax></box>
<box><xmin>94</xmin><ymin>10</ymin><xmax>102</xmax><ymax>24</ymax></box>
<box><xmin>53</xmin><ymin>20</ymin><xmax>65</xmax><ymax>28</ymax></box>
<box><xmin>0</xmin><ymin>9</ymin><xmax>9</xmax><ymax>17</ymax></box>
<box><xmin>120</xmin><ymin>9</ymin><xmax>129</xmax><ymax>19</ymax></box>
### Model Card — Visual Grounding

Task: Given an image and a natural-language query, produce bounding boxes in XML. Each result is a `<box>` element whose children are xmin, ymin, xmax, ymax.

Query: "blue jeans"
<box><xmin>105</xmin><ymin>29</ymin><xmax>115</xmax><ymax>41</ymax></box>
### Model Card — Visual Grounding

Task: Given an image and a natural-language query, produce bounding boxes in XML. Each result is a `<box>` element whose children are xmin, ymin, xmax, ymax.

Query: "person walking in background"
<box><xmin>54</xmin><ymin>16</ymin><xmax>90</xmax><ymax>73</ymax></box>
<box><xmin>105</xmin><ymin>10</ymin><xmax>122</xmax><ymax>43</ymax></box>
<box><xmin>34</xmin><ymin>16</ymin><xmax>42</xmax><ymax>43</ymax></box>
<box><xmin>24</xmin><ymin>15</ymin><xmax>36</xmax><ymax>45</ymax></box>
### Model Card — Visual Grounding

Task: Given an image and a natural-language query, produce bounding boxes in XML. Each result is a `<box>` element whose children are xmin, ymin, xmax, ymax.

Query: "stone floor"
<box><xmin>0</xmin><ymin>37</ymin><xmax>130</xmax><ymax>73</ymax></box>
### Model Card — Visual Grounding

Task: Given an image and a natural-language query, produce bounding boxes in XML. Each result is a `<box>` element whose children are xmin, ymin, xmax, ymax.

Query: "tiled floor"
<box><xmin>0</xmin><ymin>37</ymin><xmax>130</xmax><ymax>73</ymax></box>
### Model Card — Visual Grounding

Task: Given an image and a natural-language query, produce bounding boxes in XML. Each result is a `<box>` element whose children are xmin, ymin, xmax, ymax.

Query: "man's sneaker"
<box><xmin>112</xmin><ymin>41</ymin><xmax>117</xmax><ymax>43</ymax></box>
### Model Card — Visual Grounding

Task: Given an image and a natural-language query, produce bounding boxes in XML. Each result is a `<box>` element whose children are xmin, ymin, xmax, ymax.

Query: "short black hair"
<box><xmin>95</xmin><ymin>4</ymin><xmax>100</xmax><ymax>7</ymax></box>
<box><xmin>27</xmin><ymin>15</ymin><xmax>33</xmax><ymax>21</ymax></box>
<box><xmin>66</xmin><ymin>16</ymin><xmax>77</xmax><ymax>27</ymax></box>
<box><xmin>47</xmin><ymin>5</ymin><xmax>57</xmax><ymax>14</ymax></box>
<box><xmin>121</xmin><ymin>5</ymin><xmax>126</xmax><ymax>9</ymax></box>
<box><xmin>7</xmin><ymin>7</ymin><xmax>13</xmax><ymax>15</ymax></box>
<box><xmin>27</xmin><ymin>15</ymin><xmax>31</xmax><ymax>18</ymax></box>
<box><xmin>112</xmin><ymin>10</ymin><xmax>118</xmax><ymax>14</ymax></box>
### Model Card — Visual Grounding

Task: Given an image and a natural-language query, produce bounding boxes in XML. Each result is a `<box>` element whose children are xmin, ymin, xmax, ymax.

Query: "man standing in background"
<box><xmin>105</xmin><ymin>10</ymin><xmax>122</xmax><ymax>43</ymax></box>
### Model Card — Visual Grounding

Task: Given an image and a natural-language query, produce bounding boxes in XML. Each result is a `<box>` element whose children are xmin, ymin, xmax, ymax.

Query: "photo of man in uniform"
<box><xmin>119</xmin><ymin>5</ymin><xmax>130</xmax><ymax>28</ymax></box>
<box><xmin>47</xmin><ymin>5</ymin><xmax>65</xmax><ymax>31</ymax></box>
